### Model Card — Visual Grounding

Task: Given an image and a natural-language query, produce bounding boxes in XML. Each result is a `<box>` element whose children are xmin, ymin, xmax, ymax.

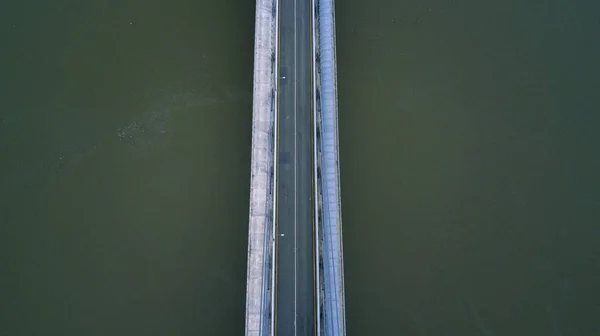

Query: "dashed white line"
<box><xmin>293</xmin><ymin>0</ymin><xmax>298</xmax><ymax>333</ymax></box>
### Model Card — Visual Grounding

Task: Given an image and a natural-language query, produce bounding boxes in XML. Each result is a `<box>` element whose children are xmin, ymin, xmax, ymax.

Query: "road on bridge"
<box><xmin>274</xmin><ymin>0</ymin><xmax>317</xmax><ymax>334</ymax></box>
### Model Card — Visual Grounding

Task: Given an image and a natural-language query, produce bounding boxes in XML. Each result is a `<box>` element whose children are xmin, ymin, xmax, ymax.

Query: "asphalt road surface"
<box><xmin>274</xmin><ymin>0</ymin><xmax>316</xmax><ymax>334</ymax></box>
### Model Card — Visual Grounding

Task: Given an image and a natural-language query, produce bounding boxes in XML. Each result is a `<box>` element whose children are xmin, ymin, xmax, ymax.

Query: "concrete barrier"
<box><xmin>244</xmin><ymin>0</ymin><xmax>277</xmax><ymax>335</ymax></box>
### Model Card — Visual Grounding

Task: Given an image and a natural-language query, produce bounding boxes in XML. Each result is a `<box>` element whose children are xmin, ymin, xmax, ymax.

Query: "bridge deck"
<box><xmin>274</xmin><ymin>0</ymin><xmax>317</xmax><ymax>334</ymax></box>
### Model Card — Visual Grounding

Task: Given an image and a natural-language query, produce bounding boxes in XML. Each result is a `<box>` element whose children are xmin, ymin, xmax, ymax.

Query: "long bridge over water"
<box><xmin>244</xmin><ymin>0</ymin><xmax>345</xmax><ymax>335</ymax></box>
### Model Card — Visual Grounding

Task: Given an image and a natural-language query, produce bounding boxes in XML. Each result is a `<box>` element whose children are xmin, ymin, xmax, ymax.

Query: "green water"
<box><xmin>1</xmin><ymin>0</ymin><xmax>599</xmax><ymax>335</ymax></box>
<box><xmin>338</xmin><ymin>0</ymin><xmax>600</xmax><ymax>334</ymax></box>
<box><xmin>1</xmin><ymin>1</ymin><xmax>254</xmax><ymax>334</ymax></box>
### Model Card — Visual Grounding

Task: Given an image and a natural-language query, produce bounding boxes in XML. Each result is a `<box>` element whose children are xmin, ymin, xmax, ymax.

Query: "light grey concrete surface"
<box><xmin>245</xmin><ymin>0</ymin><xmax>277</xmax><ymax>335</ymax></box>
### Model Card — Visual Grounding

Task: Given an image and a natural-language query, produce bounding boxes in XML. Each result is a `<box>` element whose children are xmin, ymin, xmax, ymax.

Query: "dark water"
<box><xmin>337</xmin><ymin>0</ymin><xmax>600</xmax><ymax>335</ymax></box>
<box><xmin>1</xmin><ymin>1</ymin><xmax>254</xmax><ymax>334</ymax></box>
<box><xmin>1</xmin><ymin>0</ymin><xmax>599</xmax><ymax>335</ymax></box>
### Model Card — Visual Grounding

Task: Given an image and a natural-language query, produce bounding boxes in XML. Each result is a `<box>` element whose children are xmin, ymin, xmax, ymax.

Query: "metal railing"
<box><xmin>316</xmin><ymin>0</ymin><xmax>347</xmax><ymax>334</ymax></box>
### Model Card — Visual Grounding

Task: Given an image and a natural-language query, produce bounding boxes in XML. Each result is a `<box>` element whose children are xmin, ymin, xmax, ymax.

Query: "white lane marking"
<box><xmin>311</xmin><ymin>0</ymin><xmax>321</xmax><ymax>333</ymax></box>
<box><xmin>293</xmin><ymin>0</ymin><xmax>298</xmax><ymax>333</ymax></box>
<box><xmin>271</xmin><ymin>0</ymin><xmax>279</xmax><ymax>334</ymax></box>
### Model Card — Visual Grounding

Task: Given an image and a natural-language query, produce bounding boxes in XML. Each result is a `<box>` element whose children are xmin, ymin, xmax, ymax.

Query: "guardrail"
<box><xmin>270</xmin><ymin>0</ymin><xmax>279</xmax><ymax>334</ymax></box>
<box><xmin>316</xmin><ymin>0</ymin><xmax>347</xmax><ymax>334</ymax></box>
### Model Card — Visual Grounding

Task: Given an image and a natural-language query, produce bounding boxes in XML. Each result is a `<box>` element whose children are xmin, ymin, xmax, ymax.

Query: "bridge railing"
<box><xmin>316</xmin><ymin>0</ymin><xmax>347</xmax><ymax>335</ymax></box>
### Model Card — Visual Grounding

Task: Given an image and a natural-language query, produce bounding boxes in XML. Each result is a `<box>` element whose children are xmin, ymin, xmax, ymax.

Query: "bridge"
<box><xmin>244</xmin><ymin>0</ymin><xmax>345</xmax><ymax>335</ymax></box>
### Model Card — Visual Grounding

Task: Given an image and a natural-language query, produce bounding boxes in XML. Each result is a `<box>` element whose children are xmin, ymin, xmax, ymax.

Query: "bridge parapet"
<box><xmin>315</xmin><ymin>0</ymin><xmax>347</xmax><ymax>334</ymax></box>
<box><xmin>245</xmin><ymin>0</ymin><xmax>278</xmax><ymax>334</ymax></box>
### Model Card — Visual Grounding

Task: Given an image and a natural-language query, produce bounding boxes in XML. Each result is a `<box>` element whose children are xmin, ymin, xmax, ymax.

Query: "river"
<box><xmin>1</xmin><ymin>0</ymin><xmax>599</xmax><ymax>334</ymax></box>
